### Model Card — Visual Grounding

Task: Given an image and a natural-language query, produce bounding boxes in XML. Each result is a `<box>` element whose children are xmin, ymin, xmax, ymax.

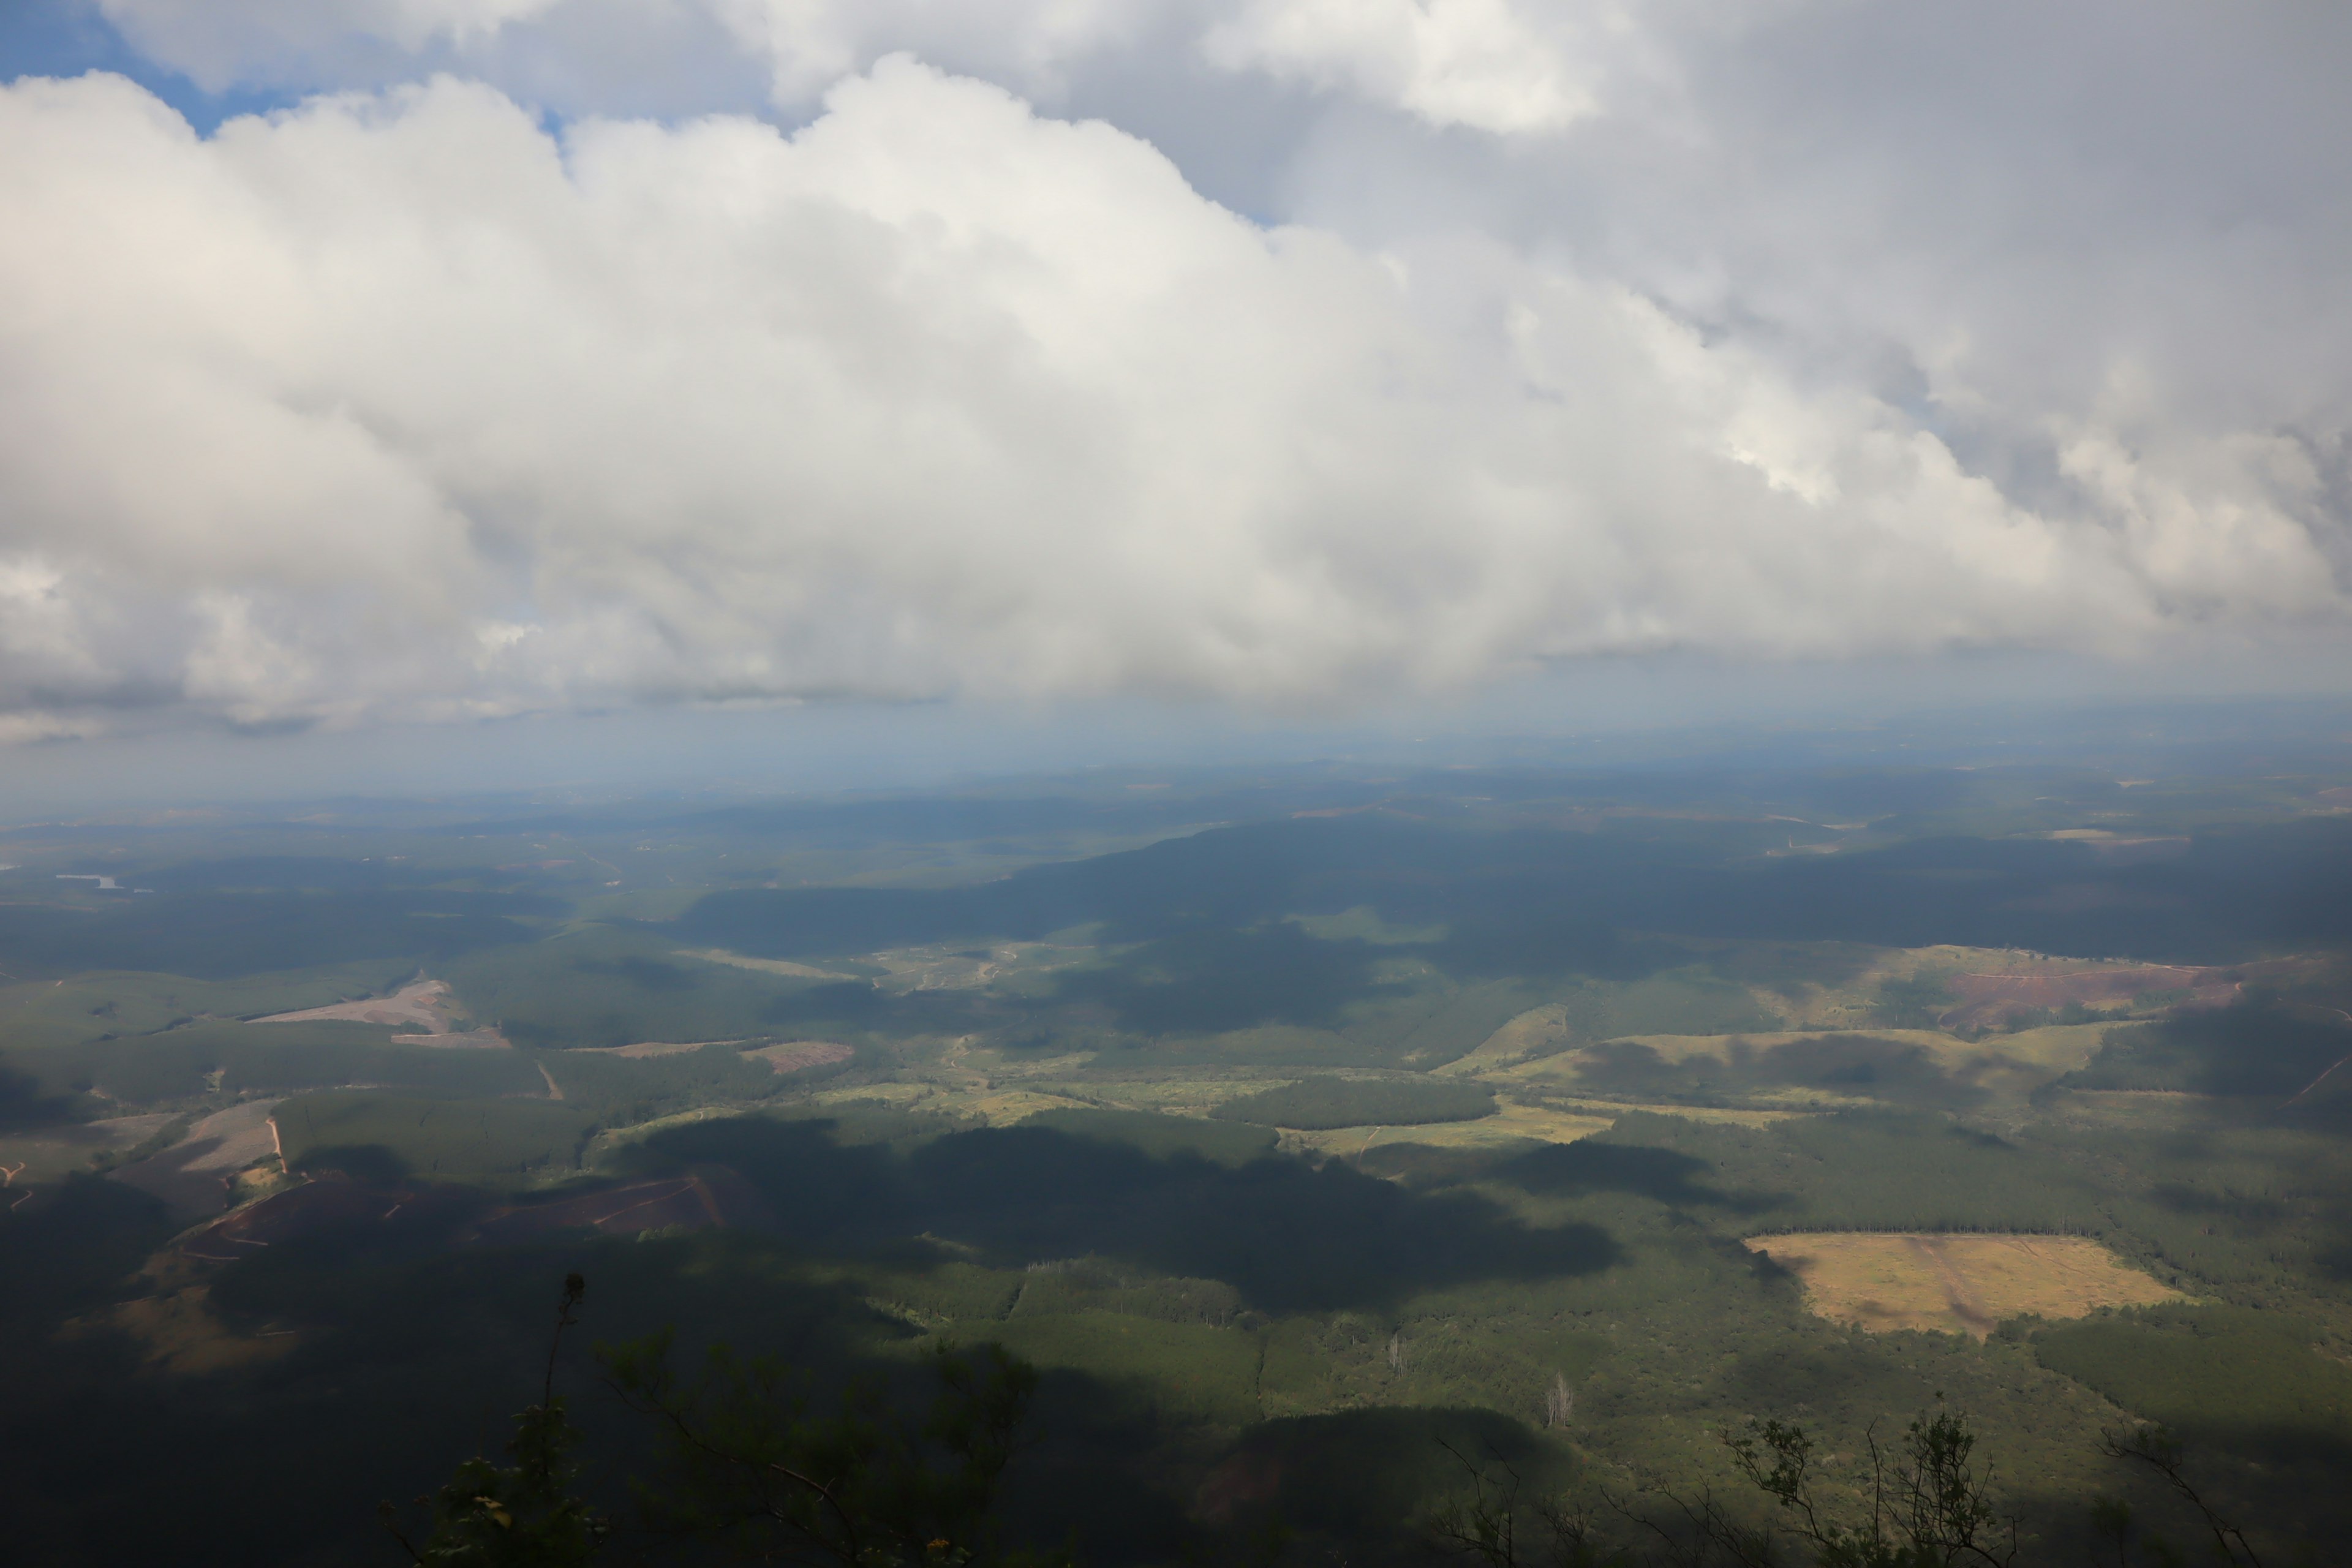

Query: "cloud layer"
<box><xmin>2</xmin><ymin>3</ymin><xmax>2348</xmax><ymax>733</ymax></box>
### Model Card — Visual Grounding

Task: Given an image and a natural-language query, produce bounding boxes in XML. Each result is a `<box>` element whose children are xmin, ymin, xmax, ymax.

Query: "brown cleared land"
<box><xmin>1745</xmin><ymin>1231</ymin><xmax>2184</xmax><ymax>1337</ymax></box>
<box><xmin>58</xmin><ymin>1248</ymin><xmax>301</xmax><ymax>1378</ymax></box>
<box><xmin>252</xmin><ymin>976</ymin><xmax>512</xmax><ymax>1048</ymax></box>
<box><xmin>575</xmin><ymin>1039</ymin><xmax>742</xmax><ymax>1057</ymax></box>
<box><xmin>743</xmin><ymin>1040</ymin><xmax>854</xmax><ymax>1074</ymax></box>
<box><xmin>73</xmin><ymin>1283</ymin><xmax>299</xmax><ymax>1376</ymax></box>
<box><xmin>466</xmin><ymin>1175</ymin><xmax>731</xmax><ymax>1243</ymax></box>
<box><xmin>1491</xmin><ymin>1024</ymin><xmax>2111</xmax><ymax>1107</ymax></box>
<box><xmin>108</xmin><ymin>1099</ymin><xmax>282</xmax><ymax>1216</ymax></box>
<box><xmin>1939</xmin><ymin>965</ymin><xmax>2237</xmax><ymax>1031</ymax></box>
<box><xmin>251</xmin><ymin>976</ymin><xmax>454</xmax><ymax>1030</ymax></box>
<box><xmin>179</xmin><ymin>1176</ymin><xmax>483</xmax><ymax>1261</ymax></box>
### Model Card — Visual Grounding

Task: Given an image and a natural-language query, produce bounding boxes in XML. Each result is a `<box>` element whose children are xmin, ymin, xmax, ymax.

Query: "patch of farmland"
<box><xmin>252</xmin><ymin>976</ymin><xmax>512</xmax><ymax>1048</ymax></box>
<box><xmin>882</xmin><ymin>941</ymin><xmax>1094</xmax><ymax>992</ymax></box>
<box><xmin>1280</xmin><ymin>1101</ymin><xmax>1618</xmax><ymax>1159</ymax></box>
<box><xmin>70</xmin><ymin>1282</ymin><xmax>299</xmax><ymax>1377</ymax></box>
<box><xmin>1938</xmin><ymin>963</ymin><xmax>2237</xmax><ymax>1031</ymax></box>
<box><xmin>1488</xmin><ymin>1025</ymin><xmax>2110</xmax><ymax>1106</ymax></box>
<box><xmin>576</xmin><ymin>1038</ymin><xmax>742</xmax><ymax>1058</ymax></box>
<box><xmin>969</xmin><ymin>1089</ymin><xmax>1097</xmax><ymax>1125</ymax></box>
<box><xmin>1434</xmin><ymin>1004</ymin><xmax>1574</xmax><ymax>1077</ymax></box>
<box><xmin>1744</xmin><ymin>1232</ymin><xmax>2184</xmax><ymax>1338</ymax></box>
<box><xmin>178</xmin><ymin>1175</ymin><xmax>484</xmax><ymax>1261</ymax></box>
<box><xmin>741</xmin><ymin>1039</ymin><xmax>854</xmax><ymax>1074</ymax></box>
<box><xmin>1058</xmin><ymin>1076</ymin><xmax>1302</xmax><ymax>1115</ymax></box>
<box><xmin>807</xmin><ymin>1081</ymin><xmax>1091</xmax><ymax>1128</ymax></box>
<box><xmin>412</xmin><ymin>1028</ymin><xmax>513</xmax><ymax>1049</ymax></box>
<box><xmin>108</xmin><ymin>1098</ymin><xmax>282</xmax><ymax>1215</ymax></box>
<box><xmin>465</xmin><ymin>1174</ymin><xmax>731</xmax><ymax>1243</ymax></box>
<box><xmin>251</xmin><ymin>976</ymin><xmax>453</xmax><ymax>1031</ymax></box>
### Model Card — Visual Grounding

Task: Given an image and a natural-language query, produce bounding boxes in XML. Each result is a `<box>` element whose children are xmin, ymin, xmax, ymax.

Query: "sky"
<box><xmin>2</xmin><ymin>1</ymin><xmax>2349</xmax><ymax>800</ymax></box>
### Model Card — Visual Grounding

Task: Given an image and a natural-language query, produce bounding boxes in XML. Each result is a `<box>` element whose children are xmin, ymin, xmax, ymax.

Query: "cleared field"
<box><xmin>1280</xmin><ymin>1101</ymin><xmax>1618</xmax><ymax>1158</ymax></box>
<box><xmin>252</xmin><ymin>976</ymin><xmax>511</xmax><ymax>1049</ymax></box>
<box><xmin>1744</xmin><ymin>1231</ymin><xmax>2184</xmax><ymax>1337</ymax></box>
<box><xmin>575</xmin><ymin>1039</ymin><xmax>728</xmax><ymax>1058</ymax></box>
<box><xmin>1432</xmin><ymin>1004</ymin><xmax>1573</xmax><ymax>1076</ymax></box>
<box><xmin>1723</xmin><ymin>943</ymin><xmax>2211</xmax><ymax>1033</ymax></box>
<box><xmin>807</xmin><ymin>1082</ymin><xmax>1095</xmax><ymax>1126</ymax></box>
<box><xmin>872</xmin><ymin>941</ymin><xmax>1093</xmax><ymax>994</ymax></box>
<box><xmin>1055</xmin><ymin>1076</ymin><xmax>1302</xmax><ymax>1115</ymax></box>
<box><xmin>1486</xmin><ymin>1024</ymin><xmax>2112</xmax><ymax>1106</ymax></box>
<box><xmin>109</xmin><ymin>1099</ymin><xmax>282</xmax><ymax>1215</ymax></box>
<box><xmin>75</xmin><ymin>1284</ymin><xmax>299</xmax><ymax>1377</ymax></box>
<box><xmin>1940</xmin><ymin>963</ymin><xmax>2236</xmax><ymax>1031</ymax></box>
<box><xmin>968</xmin><ymin>1088</ymin><xmax>1098</xmax><ymax>1124</ymax></box>
<box><xmin>252</xmin><ymin>977</ymin><xmax>451</xmax><ymax>1030</ymax></box>
<box><xmin>742</xmin><ymin>1040</ymin><xmax>854</xmax><ymax>1074</ymax></box>
<box><xmin>1502</xmin><ymin>1025</ymin><xmax>2108</xmax><ymax>1074</ymax></box>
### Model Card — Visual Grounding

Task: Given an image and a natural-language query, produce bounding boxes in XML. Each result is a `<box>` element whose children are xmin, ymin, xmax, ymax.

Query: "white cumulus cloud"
<box><xmin>94</xmin><ymin>0</ymin><xmax>1687</xmax><ymax>129</ymax></box>
<box><xmin>2</xmin><ymin>6</ymin><xmax>2350</xmax><ymax>739</ymax></box>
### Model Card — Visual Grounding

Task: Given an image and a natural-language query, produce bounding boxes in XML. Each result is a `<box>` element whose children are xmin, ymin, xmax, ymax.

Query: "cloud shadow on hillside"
<box><xmin>617</xmin><ymin>1116</ymin><xmax>1621</xmax><ymax>1313</ymax></box>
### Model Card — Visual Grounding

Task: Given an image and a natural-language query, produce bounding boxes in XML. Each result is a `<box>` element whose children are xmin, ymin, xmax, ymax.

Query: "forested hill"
<box><xmin>672</xmin><ymin>812</ymin><xmax>2352</xmax><ymax>963</ymax></box>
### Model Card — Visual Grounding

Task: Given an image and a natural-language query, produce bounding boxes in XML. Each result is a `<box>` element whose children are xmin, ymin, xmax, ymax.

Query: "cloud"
<box><xmin>1202</xmin><ymin>0</ymin><xmax>1616</xmax><ymax>135</ymax></box>
<box><xmin>92</xmin><ymin>0</ymin><xmax>1681</xmax><ymax>129</ymax></box>
<box><xmin>2</xmin><ymin>7</ymin><xmax>2349</xmax><ymax>739</ymax></box>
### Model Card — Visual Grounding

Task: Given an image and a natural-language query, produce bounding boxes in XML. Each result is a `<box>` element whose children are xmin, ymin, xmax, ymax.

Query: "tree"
<box><xmin>600</xmin><ymin>1328</ymin><xmax>1055</xmax><ymax>1568</ymax></box>
<box><xmin>382</xmin><ymin>1273</ymin><xmax>608</xmax><ymax>1567</ymax></box>
<box><xmin>390</xmin><ymin>1274</ymin><xmax>1054</xmax><ymax>1568</ymax></box>
<box><xmin>1718</xmin><ymin>1400</ymin><xmax>2017</xmax><ymax>1568</ymax></box>
<box><xmin>2095</xmin><ymin>1425</ymin><xmax>2261</xmax><ymax>1568</ymax></box>
<box><xmin>1425</xmin><ymin>1439</ymin><xmax>1619</xmax><ymax>1568</ymax></box>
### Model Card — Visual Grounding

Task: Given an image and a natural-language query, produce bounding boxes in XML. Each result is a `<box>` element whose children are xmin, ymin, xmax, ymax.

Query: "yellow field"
<box><xmin>1744</xmin><ymin>1232</ymin><xmax>2184</xmax><ymax>1337</ymax></box>
<box><xmin>1434</xmin><ymin>1004</ymin><xmax>1574</xmax><ymax>1076</ymax></box>
<box><xmin>969</xmin><ymin>1090</ymin><xmax>1100</xmax><ymax>1124</ymax></box>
